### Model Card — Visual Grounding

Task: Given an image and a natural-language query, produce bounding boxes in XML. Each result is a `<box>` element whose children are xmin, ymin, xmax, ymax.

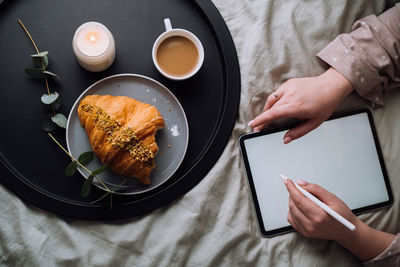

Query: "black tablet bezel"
<box><xmin>239</xmin><ymin>108</ymin><xmax>393</xmax><ymax>237</ymax></box>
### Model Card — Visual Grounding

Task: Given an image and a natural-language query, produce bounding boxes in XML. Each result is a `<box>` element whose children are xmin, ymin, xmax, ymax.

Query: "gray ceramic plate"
<box><xmin>66</xmin><ymin>74</ymin><xmax>189</xmax><ymax>195</ymax></box>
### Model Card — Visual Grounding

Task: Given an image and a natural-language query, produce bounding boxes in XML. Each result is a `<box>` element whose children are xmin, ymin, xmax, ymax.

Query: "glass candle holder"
<box><xmin>72</xmin><ymin>22</ymin><xmax>115</xmax><ymax>72</ymax></box>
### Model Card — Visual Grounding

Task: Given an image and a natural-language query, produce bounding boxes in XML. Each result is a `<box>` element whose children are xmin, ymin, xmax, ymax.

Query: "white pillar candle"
<box><xmin>72</xmin><ymin>22</ymin><xmax>115</xmax><ymax>72</ymax></box>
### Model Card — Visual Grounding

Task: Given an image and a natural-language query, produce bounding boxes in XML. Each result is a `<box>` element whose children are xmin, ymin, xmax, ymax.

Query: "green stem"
<box><xmin>18</xmin><ymin>19</ymin><xmax>52</xmax><ymax>96</ymax></box>
<box><xmin>18</xmin><ymin>19</ymin><xmax>40</xmax><ymax>54</ymax></box>
<box><xmin>47</xmin><ymin>133</ymin><xmax>111</xmax><ymax>191</ymax></box>
<box><xmin>90</xmin><ymin>178</ymin><xmax>128</xmax><ymax>205</ymax></box>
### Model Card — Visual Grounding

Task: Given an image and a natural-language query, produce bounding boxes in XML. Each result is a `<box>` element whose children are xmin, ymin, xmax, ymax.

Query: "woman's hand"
<box><xmin>248</xmin><ymin>68</ymin><xmax>354</xmax><ymax>143</ymax></box>
<box><xmin>284</xmin><ymin>179</ymin><xmax>395</xmax><ymax>261</ymax></box>
<box><xmin>285</xmin><ymin>179</ymin><xmax>358</xmax><ymax>241</ymax></box>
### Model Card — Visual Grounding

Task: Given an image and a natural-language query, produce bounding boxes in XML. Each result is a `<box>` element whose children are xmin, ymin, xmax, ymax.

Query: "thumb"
<box><xmin>297</xmin><ymin>180</ymin><xmax>339</xmax><ymax>204</ymax></box>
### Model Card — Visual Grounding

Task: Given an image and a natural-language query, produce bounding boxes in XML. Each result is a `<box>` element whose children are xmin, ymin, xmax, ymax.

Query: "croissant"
<box><xmin>77</xmin><ymin>94</ymin><xmax>165</xmax><ymax>184</ymax></box>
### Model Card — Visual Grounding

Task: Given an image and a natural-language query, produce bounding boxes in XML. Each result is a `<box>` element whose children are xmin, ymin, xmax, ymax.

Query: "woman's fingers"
<box><xmin>287</xmin><ymin>211</ymin><xmax>307</xmax><ymax>235</ymax></box>
<box><xmin>285</xmin><ymin>179</ymin><xmax>358</xmax><ymax>240</ymax></box>
<box><xmin>252</xmin><ymin>124</ymin><xmax>267</xmax><ymax>132</ymax></box>
<box><xmin>288</xmin><ymin>197</ymin><xmax>313</xmax><ymax>231</ymax></box>
<box><xmin>252</xmin><ymin>116</ymin><xmax>322</xmax><ymax>142</ymax></box>
<box><xmin>249</xmin><ymin>104</ymin><xmax>306</xmax><ymax>129</ymax></box>
<box><xmin>300</xmin><ymin>182</ymin><xmax>344</xmax><ymax>205</ymax></box>
<box><xmin>263</xmin><ymin>89</ymin><xmax>283</xmax><ymax>112</ymax></box>
<box><xmin>283</xmin><ymin>118</ymin><xmax>323</xmax><ymax>144</ymax></box>
<box><xmin>285</xmin><ymin>179</ymin><xmax>323</xmax><ymax>219</ymax></box>
<box><xmin>251</xmin><ymin>90</ymin><xmax>284</xmax><ymax>132</ymax></box>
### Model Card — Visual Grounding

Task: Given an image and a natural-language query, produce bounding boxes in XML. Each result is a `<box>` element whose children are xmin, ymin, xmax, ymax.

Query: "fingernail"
<box><xmin>283</xmin><ymin>136</ymin><xmax>292</xmax><ymax>144</ymax></box>
<box><xmin>248</xmin><ymin>120</ymin><xmax>254</xmax><ymax>127</ymax></box>
<box><xmin>297</xmin><ymin>179</ymin><xmax>307</xmax><ymax>186</ymax></box>
<box><xmin>283</xmin><ymin>179</ymin><xmax>288</xmax><ymax>185</ymax></box>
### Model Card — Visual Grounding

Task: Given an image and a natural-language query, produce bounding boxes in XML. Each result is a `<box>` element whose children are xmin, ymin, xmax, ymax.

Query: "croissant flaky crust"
<box><xmin>77</xmin><ymin>94</ymin><xmax>165</xmax><ymax>184</ymax></box>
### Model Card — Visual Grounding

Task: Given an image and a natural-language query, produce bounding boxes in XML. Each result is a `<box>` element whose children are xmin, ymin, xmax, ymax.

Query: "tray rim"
<box><xmin>0</xmin><ymin>0</ymin><xmax>241</xmax><ymax>220</ymax></box>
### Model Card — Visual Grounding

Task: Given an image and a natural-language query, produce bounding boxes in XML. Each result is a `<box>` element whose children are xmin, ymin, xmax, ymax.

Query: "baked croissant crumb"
<box><xmin>77</xmin><ymin>94</ymin><xmax>165</xmax><ymax>184</ymax></box>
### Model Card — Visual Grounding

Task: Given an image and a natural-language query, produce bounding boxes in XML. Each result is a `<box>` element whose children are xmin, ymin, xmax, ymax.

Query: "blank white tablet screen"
<box><xmin>244</xmin><ymin>112</ymin><xmax>389</xmax><ymax>232</ymax></box>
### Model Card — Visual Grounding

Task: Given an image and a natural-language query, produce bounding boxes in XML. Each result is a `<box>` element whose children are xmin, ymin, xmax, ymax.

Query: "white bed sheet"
<box><xmin>1</xmin><ymin>1</ymin><xmax>399</xmax><ymax>266</ymax></box>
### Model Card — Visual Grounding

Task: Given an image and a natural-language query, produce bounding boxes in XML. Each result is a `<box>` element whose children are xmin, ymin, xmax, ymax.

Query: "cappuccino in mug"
<box><xmin>156</xmin><ymin>36</ymin><xmax>199</xmax><ymax>77</ymax></box>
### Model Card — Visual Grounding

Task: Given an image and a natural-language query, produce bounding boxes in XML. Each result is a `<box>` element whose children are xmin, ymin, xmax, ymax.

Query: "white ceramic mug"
<box><xmin>152</xmin><ymin>18</ymin><xmax>204</xmax><ymax>80</ymax></box>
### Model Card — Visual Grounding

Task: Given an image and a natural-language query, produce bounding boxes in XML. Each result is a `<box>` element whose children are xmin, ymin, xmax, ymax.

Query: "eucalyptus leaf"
<box><xmin>31</xmin><ymin>51</ymin><xmax>49</xmax><ymax>68</ymax></box>
<box><xmin>41</xmin><ymin>70</ymin><xmax>59</xmax><ymax>79</ymax></box>
<box><xmin>24</xmin><ymin>68</ymin><xmax>45</xmax><ymax>79</ymax></box>
<box><xmin>41</xmin><ymin>114</ymin><xmax>57</xmax><ymax>132</ymax></box>
<box><xmin>78</xmin><ymin>151</ymin><xmax>94</xmax><ymax>165</ymax></box>
<box><xmin>41</xmin><ymin>92</ymin><xmax>59</xmax><ymax>105</ymax></box>
<box><xmin>51</xmin><ymin>113</ymin><xmax>67</xmax><ymax>128</ymax></box>
<box><xmin>31</xmin><ymin>51</ymin><xmax>48</xmax><ymax>57</ymax></box>
<box><xmin>81</xmin><ymin>175</ymin><xmax>95</xmax><ymax>197</ymax></box>
<box><xmin>44</xmin><ymin>100</ymin><xmax>61</xmax><ymax>111</ymax></box>
<box><xmin>32</xmin><ymin>56</ymin><xmax>49</xmax><ymax>68</ymax></box>
<box><xmin>92</xmin><ymin>164</ymin><xmax>109</xmax><ymax>175</ymax></box>
<box><xmin>65</xmin><ymin>160</ymin><xmax>78</xmax><ymax>176</ymax></box>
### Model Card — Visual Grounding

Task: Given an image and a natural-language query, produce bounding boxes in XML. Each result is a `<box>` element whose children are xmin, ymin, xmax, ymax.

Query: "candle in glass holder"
<box><xmin>72</xmin><ymin>22</ymin><xmax>115</xmax><ymax>72</ymax></box>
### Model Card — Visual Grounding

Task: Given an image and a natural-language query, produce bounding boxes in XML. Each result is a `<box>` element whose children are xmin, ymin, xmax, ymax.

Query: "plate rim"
<box><xmin>65</xmin><ymin>73</ymin><xmax>189</xmax><ymax>195</ymax></box>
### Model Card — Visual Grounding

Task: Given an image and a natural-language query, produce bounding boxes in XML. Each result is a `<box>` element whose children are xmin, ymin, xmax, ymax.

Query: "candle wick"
<box><xmin>90</xmin><ymin>35</ymin><xmax>96</xmax><ymax>42</ymax></box>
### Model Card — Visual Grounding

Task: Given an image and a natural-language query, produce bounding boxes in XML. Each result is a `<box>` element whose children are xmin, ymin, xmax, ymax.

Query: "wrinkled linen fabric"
<box><xmin>1</xmin><ymin>1</ymin><xmax>400</xmax><ymax>266</ymax></box>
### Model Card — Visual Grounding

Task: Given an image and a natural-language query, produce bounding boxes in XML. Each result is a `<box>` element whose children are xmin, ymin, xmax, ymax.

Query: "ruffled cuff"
<box><xmin>317</xmin><ymin>4</ymin><xmax>400</xmax><ymax>107</ymax></box>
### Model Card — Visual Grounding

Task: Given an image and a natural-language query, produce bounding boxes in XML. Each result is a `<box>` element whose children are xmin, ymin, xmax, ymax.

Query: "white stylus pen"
<box><xmin>278</xmin><ymin>173</ymin><xmax>356</xmax><ymax>231</ymax></box>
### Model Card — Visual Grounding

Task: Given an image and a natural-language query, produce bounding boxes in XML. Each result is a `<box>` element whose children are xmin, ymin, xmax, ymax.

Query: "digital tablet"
<box><xmin>239</xmin><ymin>109</ymin><xmax>393</xmax><ymax>237</ymax></box>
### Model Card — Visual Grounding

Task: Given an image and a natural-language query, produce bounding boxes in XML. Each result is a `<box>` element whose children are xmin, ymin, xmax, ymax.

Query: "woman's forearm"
<box><xmin>336</xmin><ymin>219</ymin><xmax>395</xmax><ymax>262</ymax></box>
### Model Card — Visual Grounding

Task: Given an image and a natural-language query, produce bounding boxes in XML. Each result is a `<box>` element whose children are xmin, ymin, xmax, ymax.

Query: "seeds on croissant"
<box><xmin>79</xmin><ymin>101</ymin><xmax>154</xmax><ymax>167</ymax></box>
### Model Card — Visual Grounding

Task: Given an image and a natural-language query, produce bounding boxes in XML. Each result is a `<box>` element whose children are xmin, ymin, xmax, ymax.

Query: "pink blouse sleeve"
<box><xmin>317</xmin><ymin>4</ymin><xmax>400</xmax><ymax>107</ymax></box>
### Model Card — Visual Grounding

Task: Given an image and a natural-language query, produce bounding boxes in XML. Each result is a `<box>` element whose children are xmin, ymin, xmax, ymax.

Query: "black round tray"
<box><xmin>0</xmin><ymin>0</ymin><xmax>240</xmax><ymax>220</ymax></box>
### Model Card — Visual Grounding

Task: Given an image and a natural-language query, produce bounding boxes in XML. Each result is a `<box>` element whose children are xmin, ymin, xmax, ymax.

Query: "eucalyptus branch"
<box><xmin>48</xmin><ymin>133</ymin><xmax>111</xmax><ymax>192</ymax></box>
<box><xmin>18</xmin><ymin>19</ymin><xmax>63</xmax><ymax>127</ymax></box>
<box><xmin>20</xmin><ymin>20</ymin><xmax>120</xmax><ymax>205</ymax></box>
<box><xmin>18</xmin><ymin>19</ymin><xmax>51</xmax><ymax>96</ymax></box>
<box><xmin>90</xmin><ymin>178</ymin><xmax>128</xmax><ymax>204</ymax></box>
